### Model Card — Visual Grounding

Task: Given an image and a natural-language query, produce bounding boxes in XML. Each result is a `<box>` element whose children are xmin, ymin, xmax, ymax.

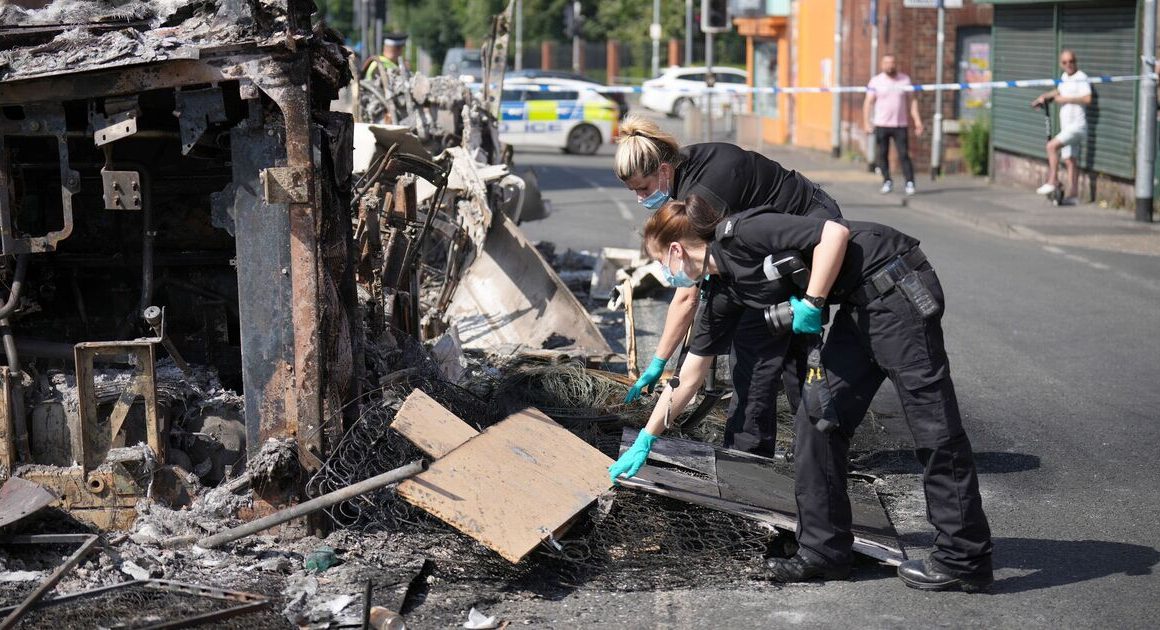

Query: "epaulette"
<box><xmin>716</xmin><ymin>217</ymin><xmax>737</xmax><ymax>241</ymax></box>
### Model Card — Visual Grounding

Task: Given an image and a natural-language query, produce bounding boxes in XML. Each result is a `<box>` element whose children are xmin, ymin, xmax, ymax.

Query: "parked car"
<box><xmin>499</xmin><ymin>78</ymin><xmax>619</xmax><ymax>155</ymax></box>
<box><xmin>505</xmin><ymin>69</ymin><xmax>629</xmax><ymax>120</ymax></box>
<box><xmin>443</xmin><ymin>47</ymin><xmax>484</xmax><ymax>83</ymax></box>
<box><xmin>640</xmin><ymin>66</ymin><xmax>748</xmax><ymax>118</ymax></box>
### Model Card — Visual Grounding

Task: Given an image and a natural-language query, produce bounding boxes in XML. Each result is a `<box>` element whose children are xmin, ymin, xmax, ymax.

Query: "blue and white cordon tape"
<box><xmin>494</xmin><ymin>73</ymin><xmax>1159</xmax><ymax>95</ymax></box>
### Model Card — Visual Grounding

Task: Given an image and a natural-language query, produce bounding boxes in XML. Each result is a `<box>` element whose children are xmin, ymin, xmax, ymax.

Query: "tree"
<box><xmin>315</xmin><ymin>0</ymin><xmax>355</xmax><ymax>43</ymax></box>
<box><xmin>391</xmin><ymin>0</ymin><xmax>463</xmax><ymax>67</ymax></box>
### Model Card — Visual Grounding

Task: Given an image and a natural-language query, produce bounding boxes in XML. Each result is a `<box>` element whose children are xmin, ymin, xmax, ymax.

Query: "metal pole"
<box><xmin>868</xmin><ymin>0</ymin><xmax>879</xmax><ymax>171</ymax></box>
<box><xmin>1135</xmin><ymin>0</ymin><xmax>1157</xmax><ymax>222</ymax></box>
<box><xmin>705</xmin><ymin>32</ymin><xmax>714</xmax><ymax>142</ymax></box>
<box><xmin>686</xmin><ymin>0</ymin><xmax>694</xmax><ymax>66</ymax></box>
<box><xmin>359</xmin><ymin>0</ymin><xmax>369</xmax><ymax>62</ymax></box>
<box><xmin>572</xmin><ymin>0</ymin><xmax>582</xmax><ymax>74</ymax></box>
<box><xmin>651</xmin><ymin>0</ymin><xmax>661</xmax><ymax>78</ymax></box>
<box><xmin>831</xmin><ymin>0</ymin><xmax>845</xmax><ymax>158</ymax></box>
<box><xmin>196</xmin><ymin>460</ymin><xmax>427</xmax><ymax>549</ymax></box>
<box><xmin>515</xmin><ymin>0</ymin><xmax>524</xmax><ymax>71</ymax></box>
<box><xmin>931</xmin><ymin>0</ymin><xmax>946</xmax><ymax>178</ymax></box>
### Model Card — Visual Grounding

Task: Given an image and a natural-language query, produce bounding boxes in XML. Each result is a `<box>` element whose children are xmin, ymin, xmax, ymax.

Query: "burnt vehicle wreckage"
<box><xmin>0</xmin><ymin>1</ymin><xmax>906</xmax><ymax>627</ymax></box>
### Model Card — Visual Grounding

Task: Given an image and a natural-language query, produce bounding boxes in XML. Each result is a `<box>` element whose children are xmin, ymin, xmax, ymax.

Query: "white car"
<box><xmin>499</xmin><ymin>78</ymin><xmax>618</xmax><ymax>155</ymax></box>
<box><xmin>640</xmin><ymin>66</ymin><xmax>749</xmax><ymax>118</ymax></box>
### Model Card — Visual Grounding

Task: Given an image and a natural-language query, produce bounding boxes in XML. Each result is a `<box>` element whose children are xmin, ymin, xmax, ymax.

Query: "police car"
<box><xmin>499</xmin><ymin>78</ymin><xmax>618</xmax><ymax>155</ymax></box>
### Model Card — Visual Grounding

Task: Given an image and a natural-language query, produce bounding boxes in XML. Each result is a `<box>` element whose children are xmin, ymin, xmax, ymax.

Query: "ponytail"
<box><xmin>614</xmin><ymin>114</ymin><xmax>683</xmax><ymax>180</ymax></box>
<box><xmin>642</xmin><ymin>195</ymin><xmax>724</xmax><ymax>251</ymax></box>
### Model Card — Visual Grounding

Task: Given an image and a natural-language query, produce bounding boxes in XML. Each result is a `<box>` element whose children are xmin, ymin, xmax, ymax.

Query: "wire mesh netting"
<box><xmin>306</xmin><ymin>354</ymin><xmax>796</xmax><ymax>591</ymax></box>
<box><xmin>9</xmin><ymin>582</ymin><xmax>276</xmax><ymax>630</ymax></box>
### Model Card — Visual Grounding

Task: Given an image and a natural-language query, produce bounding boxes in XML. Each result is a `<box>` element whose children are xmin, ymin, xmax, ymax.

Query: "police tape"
<box><xmin>492</xmin><ymin>72</ymin><xmax>1158</xmax><ymax>96</ymax></box>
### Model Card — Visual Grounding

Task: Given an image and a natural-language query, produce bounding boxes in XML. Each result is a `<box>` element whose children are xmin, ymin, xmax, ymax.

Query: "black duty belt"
<box><xmin>849</xmin><ymin>247</ymin><xmax>928</xmax><ymax>306</ymax></box>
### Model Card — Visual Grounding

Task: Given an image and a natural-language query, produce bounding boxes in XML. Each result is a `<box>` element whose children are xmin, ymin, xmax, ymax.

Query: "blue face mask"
<box><xmin>639</xmin><ymin>172</ymin><xmax>672</xmax><ymax>210</ymax></box>
<box><xmin>641</xmin><ymin>188</ymin><xmax>671</xmax><ymax>210</ymax></box>
<box><xmin>663</xmin><ymin>248</ymin><xmax>696</xmax><ymax>288</ymax></box>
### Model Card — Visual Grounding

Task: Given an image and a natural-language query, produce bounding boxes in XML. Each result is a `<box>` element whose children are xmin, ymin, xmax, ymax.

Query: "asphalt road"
<box><xmin>505</xmin><ymin>116</ymin><xmax>1160</xmax><ymax>628</ymax></box>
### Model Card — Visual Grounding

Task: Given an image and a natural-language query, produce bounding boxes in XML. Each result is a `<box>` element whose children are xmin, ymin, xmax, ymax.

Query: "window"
<box><xmin>716</xmin><ymin>73</ymin><xmax>747</xmax><ymax>84</ymax></box>
<box><xmin>525</xmin><ymin>90</ymin><xmax>578</xmax><ymax>101</ymax></box>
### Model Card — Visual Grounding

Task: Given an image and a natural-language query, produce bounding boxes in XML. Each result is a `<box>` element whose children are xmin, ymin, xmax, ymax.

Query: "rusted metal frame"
<box><xmin>250</xmin><ymin>57</ymin><xmax>325</xmax><ymax>474</ymax></box>
<box><xmin>0</xmin><ymin>369</ymin><xmax>12</xmax><ymax>473</ymax></box>
<box><xmin>0</xmin><ymin>106</ymin><xmax>77</xmax><ymax>255</ymax></box>
<box><xmin>0</xmin><ymin>58</ymin><xmax>258</xmax><ymax>107</ymax></box>
<box><xmin>0</xmin><ymin>577</ymin><xmax>269</xmax><ymax>630</ymax></box>
<box><xmin>73</xmin><ymin>342</ymin><xmax>162</xmax><ymax>475</ymax></box>
<box><xmin>0</xmin><ymin>533</ymin><xmax>101</xmax><ymax>630</ymax></box>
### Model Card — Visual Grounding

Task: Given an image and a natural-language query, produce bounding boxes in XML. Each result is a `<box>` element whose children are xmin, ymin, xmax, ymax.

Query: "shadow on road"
<box><xmin>852</xmin><ymin>450</ymin><xmax>1040</xmax><ymax>475</ymax></box>
<box><xmin>990</xmin><ymin>537</ymin><xmax>1160</xmax><ymax>594</ymax></box>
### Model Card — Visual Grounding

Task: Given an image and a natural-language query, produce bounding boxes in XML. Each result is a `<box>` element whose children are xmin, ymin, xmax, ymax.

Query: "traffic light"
<box><xmin>701</xmin><ymin>0</ymin><xmax>731</xmax><ymax>33</ymax></box>
<box><xmin>563</xmin><ymin>2</ymin><xmax>584</xmax><ymax>39</ymax></box>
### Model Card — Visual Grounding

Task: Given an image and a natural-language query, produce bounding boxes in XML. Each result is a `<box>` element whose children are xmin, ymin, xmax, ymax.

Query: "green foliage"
<box><xmin>961</xmin><ymin>117</ymin><xmax>990</xmax><ymax>176</ymax></box>
<box><xmin>404</xmin><ymin>0</ymin><xmax>464</xmax><ymax>66</ymax></box>
<box><xmin>315</xmin><ymin>0</ymin><xmax>354</xmax><ymax>40</ymax></box>
<box><xmin>452</xmin><ymin>0</ymin><xmax>507</xmax><ymax>45</ymax></box>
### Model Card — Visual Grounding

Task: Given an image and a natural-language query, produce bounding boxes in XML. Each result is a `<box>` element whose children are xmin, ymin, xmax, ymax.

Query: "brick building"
<box><xmin>839</xmin><ymin>1</ymin><xmax>994</xmax><ymax>175</ymax></box>
<box><xmin>737</xmin><ymin>0</ymin><xmax>994</xmax><ymax>175</ymax></box>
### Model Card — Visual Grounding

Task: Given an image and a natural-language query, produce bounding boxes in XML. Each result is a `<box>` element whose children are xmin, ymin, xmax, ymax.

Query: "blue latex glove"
<box><xmin>609</xmin><ymin>430</ymin><xmax>657</xmax><ymax>483</ymax></box>
<box><xmin>790</xmin><ymin>295</ymin><xmax>823</xmax><ymax>335</ymax></box>
<box><xmin>624</xmin><ymin>356</ymin><xmax>667</xmax><ymax>403</ymax></box>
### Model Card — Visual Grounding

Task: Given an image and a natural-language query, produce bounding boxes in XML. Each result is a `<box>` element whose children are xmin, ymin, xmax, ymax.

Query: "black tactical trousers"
<box><xmin>723</xmin><ymin>309</ymin><xmax>809</xmax><ymax>456</ymax></box>
<box><xmin>793</xmin><ymin>264</ymin><xmax>993</xmax><ymax>577</ymax></box>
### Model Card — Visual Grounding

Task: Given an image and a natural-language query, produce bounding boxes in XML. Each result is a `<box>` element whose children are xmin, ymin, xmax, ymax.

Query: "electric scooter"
<box><xmin>1033</xmin><ymin>98</ymin><xmax>1065</xmax><ymax>206</ymax></box>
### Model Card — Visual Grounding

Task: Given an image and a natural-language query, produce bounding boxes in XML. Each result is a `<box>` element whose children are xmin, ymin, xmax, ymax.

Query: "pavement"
<box><xmin>739</xmin><ymin>141</ymin><xmax>1160</xmax><ymax>258</ymax></box>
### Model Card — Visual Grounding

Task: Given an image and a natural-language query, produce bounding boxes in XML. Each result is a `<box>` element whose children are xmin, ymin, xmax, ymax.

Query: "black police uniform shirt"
<box><xmin>689</xmin><ymin>208</ymin><xmax>920</xmax><ymax>356</ymax></box>
<box><xmin>672</xmin><ymin>143</ymin><xmax>840</xmax><ymax>219</ymax></box>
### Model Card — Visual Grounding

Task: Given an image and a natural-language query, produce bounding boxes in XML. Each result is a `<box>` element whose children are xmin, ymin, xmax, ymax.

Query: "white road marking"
<box><xmin>576</xmin><ymin>173</ymin><xmax>636</xmax><ymax>222</ymax></box>
<box><xmin>1042</xmin><ymin>244</ymin><xmax>1122</xmax><ymax>277</ymax></box>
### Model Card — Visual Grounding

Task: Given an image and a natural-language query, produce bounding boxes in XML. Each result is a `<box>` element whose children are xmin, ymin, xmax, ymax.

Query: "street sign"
<box><xmin>903</xmin><ymin>0</ymin><xmax>963</xmax><ymax>7</ymax></box>
<box><xmin>649</xmin><ymin>23</ymin><xmax>662</xmax><ymax>41</ymax></box>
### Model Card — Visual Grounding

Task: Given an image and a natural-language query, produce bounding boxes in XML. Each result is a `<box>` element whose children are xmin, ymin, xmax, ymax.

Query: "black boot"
<box><xmin>765</xmin><ymin>554</ymin><xmax>850</xmax><ymax>583</ymax></box>
<box><xmin>897</xmin><ymin>559</ymin><xmax>993</xmax><ymax>593</ymax></box>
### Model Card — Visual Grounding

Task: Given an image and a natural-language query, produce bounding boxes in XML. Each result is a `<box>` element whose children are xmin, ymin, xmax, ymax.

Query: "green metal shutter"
<box><xmin>1060</xmin><ymin>2</ymin><xmax>1138</xmax><ymax>179</ymax></box>
<box><xmin>992</xmin><ymin>6</ymin><xmax>1057</xmax><ymax>160</ymax></box>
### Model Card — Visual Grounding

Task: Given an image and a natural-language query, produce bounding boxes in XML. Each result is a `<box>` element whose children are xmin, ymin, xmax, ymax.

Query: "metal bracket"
<box><xmin>260</xmin><ymin>166</ymin><xmax>312</xmax><ymax>204</ymax></box>
<box><xmin>92</xmin><ymin>110</ymin><xmax>139</xmax><ymax>146</ymax></box>
<box><xmin>100</xmin><ymin>169</ymin><xmax>142</xmax><ymax>210</ymax></box>
<box><xmin>174</xmin><ymin>86</ymin><xmax>227</xmax><ymax>155</ymax></box>
<box><xmin>73</xmin><ymin>341</ymin><xmax>163</xmax><ymax>475</ymax></box>
<box><xmin>0</xmin><ymin>105</ymin><xmax>77</xmax><ymax>255</ymax></box>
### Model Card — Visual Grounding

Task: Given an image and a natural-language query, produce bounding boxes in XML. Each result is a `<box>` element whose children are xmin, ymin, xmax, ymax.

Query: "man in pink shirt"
<box><xmin>863</xmin><ymin>55</ymin><xmax>925</xmax><ymax>196</ymax></box>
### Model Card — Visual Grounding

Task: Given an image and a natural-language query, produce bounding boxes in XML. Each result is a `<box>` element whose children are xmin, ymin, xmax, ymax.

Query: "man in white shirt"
<box><xmin>1032</xmin><ymin>50</ymin><xmax>1092</xmax><ymax>204</ymax></box>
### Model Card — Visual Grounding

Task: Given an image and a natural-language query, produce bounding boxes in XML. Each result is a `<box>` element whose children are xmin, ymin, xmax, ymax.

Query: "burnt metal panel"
<box><xmin>174</xmin><ymin>86</ymin><xmax>228</xmax><ymax>155</ymax></box>
<box><xmin>227</xmin><ymin>125</ymin><xmax>295</xmax><ymax>463</ymax></box>
<box><xmin>0</xmin><ymin>477</ymin><xmax>56</xmax><ymax>530</ymax></box>
<box><xmin>0</xmin><ymin>59</ymin><xmax>233</xmax><ymax>107</ymax></box>
<box><xmin>252</xmin><ymin>61</ymin><xmax>326</xmax><ymax>473</ymax></box>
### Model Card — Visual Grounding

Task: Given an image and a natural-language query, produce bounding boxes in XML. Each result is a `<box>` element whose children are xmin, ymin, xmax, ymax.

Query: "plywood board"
<box><xmin>390</xmin><ymin>390</ymin><xmax>479</xmax><ymax>459</ymax></box>
<box><xmin>397</xmin><ymin>408</ymin><xmax>613</xmax><ymax>563</ymax></box>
